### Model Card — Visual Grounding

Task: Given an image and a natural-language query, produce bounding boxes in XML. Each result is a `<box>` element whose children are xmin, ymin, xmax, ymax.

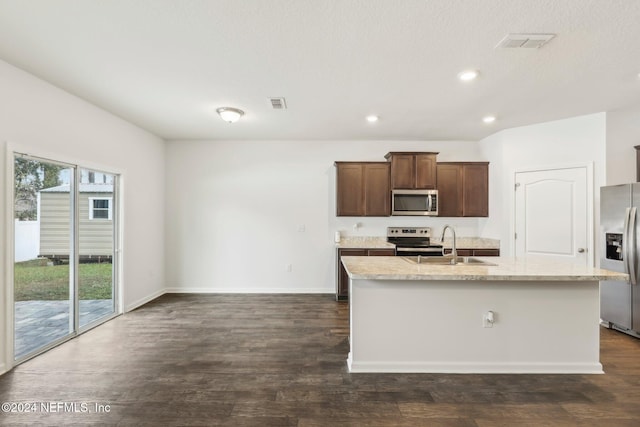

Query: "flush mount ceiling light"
<box><xmin>458</xmin><ymin>69</ymin><xmax>479</xmax><ymax>81</ymax></box>
<box><xmin>216</xmin><ymin>107</ymin><xmax>244</xmax><ymax>123</ymax></box>
<box><xmin>366</xmin><ymin>115</ymin><xmax>379</xmax><ymax>123</ymax></box>
<box><xmin>483</xmin><ymin>115</ymin><xmax>497</xmax><ymax>124</ymax></box>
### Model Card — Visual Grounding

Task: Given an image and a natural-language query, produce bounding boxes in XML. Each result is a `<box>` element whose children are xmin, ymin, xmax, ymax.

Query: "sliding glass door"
<box><xmin>78</xmin><ymin>168</ymin><xmax>116</xmax><ymax>328</ymax></box>
<box><xmin>13</xmin><ymin>156</ymin><xmax>74</xmax><ymax>359</ymax></box>
<box><xmin>13</xmin><ymin>155</ymin><xmax>118</xmax><ymax>361</ymax></box>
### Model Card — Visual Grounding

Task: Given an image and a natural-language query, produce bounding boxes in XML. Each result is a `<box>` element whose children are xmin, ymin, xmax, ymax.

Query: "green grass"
<box><xmin>14</xmin><ymin>259</ymin><xmax>113</xmax><ymax>301</ymax></box>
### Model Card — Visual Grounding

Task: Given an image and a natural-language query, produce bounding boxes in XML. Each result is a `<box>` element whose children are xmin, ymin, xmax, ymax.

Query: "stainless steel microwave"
<box><xmin>391</xmin><ymin>189</ymin><xmax>438</xmax><ymax>216</ymax></box>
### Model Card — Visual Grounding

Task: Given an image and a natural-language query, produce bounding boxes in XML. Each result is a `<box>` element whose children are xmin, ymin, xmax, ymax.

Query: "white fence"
<box><xmin>14</xmin><ymin>219</ymin><xmax>39</xmax><ymax>262</ymax></box>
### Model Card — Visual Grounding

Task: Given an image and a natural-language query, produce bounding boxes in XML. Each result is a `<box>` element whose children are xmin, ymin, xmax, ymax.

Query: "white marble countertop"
<box><xmin>335</xmin><ymin>236</ymin><xmax>395</xmax><ymax>249</ymax></box>
<box><xmin>341</xmin><ymin>256</ymin><xmax>628</xmax><ymax>282</ymax></box>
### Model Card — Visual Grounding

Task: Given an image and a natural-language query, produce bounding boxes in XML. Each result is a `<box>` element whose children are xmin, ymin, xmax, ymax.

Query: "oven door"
<box><xmin>396</xmin><ymin>246</ymin><xmax>443</xmax><ymax>257</ymax></box>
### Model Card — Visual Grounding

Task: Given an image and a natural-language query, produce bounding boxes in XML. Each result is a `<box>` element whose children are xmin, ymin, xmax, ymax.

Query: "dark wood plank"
<box><xmin>1</xmin><ymin>293</ymin><xmax>640</xmax><ymax>425</ymax></box>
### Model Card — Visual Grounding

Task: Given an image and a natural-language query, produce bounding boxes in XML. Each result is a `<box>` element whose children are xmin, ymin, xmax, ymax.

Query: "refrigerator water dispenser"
<box><xmin>605</xmin><ymin>233</ymin><xmax>623</xmax><ymax>261</ymax></box>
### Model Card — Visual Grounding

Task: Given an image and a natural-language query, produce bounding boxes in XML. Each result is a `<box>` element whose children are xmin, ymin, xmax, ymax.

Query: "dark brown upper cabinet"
<box><xmin>335</xmin><ymin>162</ymin><xmax>390</xmax><ymax>216</ymax></box>
<box><xmin>385</xmin><ymin>152</ymin><xmax>438</xmax><ymax>189</ymax></box>
<box><xmin>436</xmin><ymin>162</ymin><xmax>489</xmax><ymax>217</ymax></box>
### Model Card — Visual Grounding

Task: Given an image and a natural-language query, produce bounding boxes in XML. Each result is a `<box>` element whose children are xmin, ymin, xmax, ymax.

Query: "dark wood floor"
<box><xmin>1</xmin><ymin>294</ymin><xmax>640</xmax><ymax>426</ymax></box>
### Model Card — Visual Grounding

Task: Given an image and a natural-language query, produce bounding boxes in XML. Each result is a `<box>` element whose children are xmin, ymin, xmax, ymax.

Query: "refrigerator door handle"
<box><xmin>629</xmin><ymin>207</ymin><xmax>637</xmax><ymax>286</ymax></box>
<box><xmin>623</xmin><ymin>208</ymin><xmax>632</xmax><ymax>279</ymax></box>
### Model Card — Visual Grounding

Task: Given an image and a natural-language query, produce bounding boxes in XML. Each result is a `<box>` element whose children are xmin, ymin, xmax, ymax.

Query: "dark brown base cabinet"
<box><xmin>336</xmin><ymin>248</ymin><xmax>395</xmax><ymax>300</ymax></box>
<box><xmin>436</xmin><ymin>162</ymin><xmax>489</xmax><ymax>217</ymax></box>
<box><xmin>335</xmin><ymin>162</ymin><xmax>390</xmax><ymax>216</ymax></box>
<box><xmin>443</xmin><ymin>248</ymin><xmax>500</xmax><ymax>256</ymax></box>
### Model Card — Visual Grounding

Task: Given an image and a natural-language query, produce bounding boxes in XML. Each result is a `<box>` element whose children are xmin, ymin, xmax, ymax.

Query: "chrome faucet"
<box><xmin>440</xmin><ymin>225</ymin><xmax>457</xmax><ymax>264</ymax></box>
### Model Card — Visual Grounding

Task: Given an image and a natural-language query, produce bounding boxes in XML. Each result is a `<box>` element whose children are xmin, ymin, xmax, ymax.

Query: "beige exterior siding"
<box><xmin>39</xmin><ymin>192</ymin><xmax>113</xmax><ymax>257</ymax></box>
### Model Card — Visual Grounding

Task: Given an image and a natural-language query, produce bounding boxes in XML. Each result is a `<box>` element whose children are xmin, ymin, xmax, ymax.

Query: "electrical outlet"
<box><xmin>483</xmin><ymin>311</ymin><xmax>495</xmax><ymax>328</ymax></box>
<box><xmin>298</xmin><ymin>224</ymin><xmax>305</xmax><ymax>232</ymax></box>
<box><xmin>286</xmin><ymin>264</ymin><xmax>292</xmax><ymax>272</ymax></box>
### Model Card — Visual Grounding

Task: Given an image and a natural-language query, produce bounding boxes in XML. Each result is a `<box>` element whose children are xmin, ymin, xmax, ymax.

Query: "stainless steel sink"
<box><xmin>402</xmin><ymin>256</ymin><xmax>497</xmax><ymax>266</ymax></box>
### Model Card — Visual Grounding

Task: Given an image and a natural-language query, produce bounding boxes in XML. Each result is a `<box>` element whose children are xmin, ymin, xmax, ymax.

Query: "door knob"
<box><xmin>578</xmin><ymin>248</ymin><xmax>586</xmax><ymax>253</ymax></box>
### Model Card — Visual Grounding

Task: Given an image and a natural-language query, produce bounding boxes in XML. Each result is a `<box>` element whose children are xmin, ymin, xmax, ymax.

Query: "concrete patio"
<box><xmin>14</xmin><ymin>299</ymin><xmax>114</xmax><ymax>359</ymax></box>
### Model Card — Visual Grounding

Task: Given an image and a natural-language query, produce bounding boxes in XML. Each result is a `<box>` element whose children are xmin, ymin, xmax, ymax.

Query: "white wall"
<box><xmin>605</xmin><ymin>110</ymin><xmax>640</xmax><ymax>185</ymax></box>
<box><xmin>165</xmin><ymin>139</ymin><xmax>485</xmax><ymax>293</ymax></box>
<box><xmin>0</xmin><ymin>59</ymin><xmax>166</xmax><ymax>374</ymax></box>
<box><xmin>479</xmin><ymin>113</ymin><xmax>607</xmax><ymax>256</ymax></box>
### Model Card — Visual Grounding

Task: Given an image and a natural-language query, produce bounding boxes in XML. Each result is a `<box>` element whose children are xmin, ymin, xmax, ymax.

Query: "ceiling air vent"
<box><xmin>496</xmin><ymin>33</ymin><xmax>555</xmax><ymax>49</ymax></box>
<box><xmin>269</xmin><ymin>97</ymin><xmax>287</xmax><ymax>109</ymax></box>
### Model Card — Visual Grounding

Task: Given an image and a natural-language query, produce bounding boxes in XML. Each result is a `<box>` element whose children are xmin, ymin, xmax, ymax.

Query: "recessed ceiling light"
<box><xmin>366</xmin><ymin>115</ymin><xmax>379</xmax><ymax>123</ymax></box>
<box><xmin>483</xmin><ymin>115</ymin><xmax>496</xmax><ymax>124</ymax></box>
<box><xmin>458</xmin><ymin>70</ymin><xmax>479</xmax><ymax>81</ymax></box>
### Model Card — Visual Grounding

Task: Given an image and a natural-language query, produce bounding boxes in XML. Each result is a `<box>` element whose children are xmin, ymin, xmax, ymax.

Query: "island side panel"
<box><xmin>347</xmin><ymin>278</ymin><xmax>602</xmax><ymax>374</ymax></box>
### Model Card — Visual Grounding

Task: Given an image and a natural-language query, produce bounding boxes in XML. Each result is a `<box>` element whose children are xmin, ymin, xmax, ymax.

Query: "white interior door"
<box><xmin>514</xmin><ymin>166</ymin><xmax>590</xmax><ymax>265</ymax></box>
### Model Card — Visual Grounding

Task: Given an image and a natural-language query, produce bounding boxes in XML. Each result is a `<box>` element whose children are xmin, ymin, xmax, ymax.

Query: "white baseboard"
<box><xmin>347</xmin><ymin>354</ymin><xmax>604</xmax><ymax>374</ymax></box>
<box><xmin>0</xmin><ymin>362</ymin><xmax>6</xmax><ymax>376</ymax></box>
<box><xmin>124</xmin><ymin>289</ymin><xmax>166</xmax><ymax>312</ymax></box>
<box><xmin>164</xmin><ymin>287</ymin><xmax>332</xmax><ymax>294</ymax></box>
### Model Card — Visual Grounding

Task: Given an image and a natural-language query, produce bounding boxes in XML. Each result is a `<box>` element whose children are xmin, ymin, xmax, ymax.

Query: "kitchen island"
<box><xmin>341</xmin><ymin>256</ymin><xmax>628</xmax><ymax>374</ymax></box>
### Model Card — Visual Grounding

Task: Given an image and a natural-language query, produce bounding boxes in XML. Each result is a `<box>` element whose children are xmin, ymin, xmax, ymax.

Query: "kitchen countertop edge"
<box><xmin>341</xmin><ymin>256</ymin><xmax>628</xmax><ymax>282</ymax></box>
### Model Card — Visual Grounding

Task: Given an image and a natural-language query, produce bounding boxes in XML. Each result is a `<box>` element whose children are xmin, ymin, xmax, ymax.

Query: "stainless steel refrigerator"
<box><xmin>600</xmin><ymin>184</ymin><xmax>640</xmax><ymax>338</ymax></box>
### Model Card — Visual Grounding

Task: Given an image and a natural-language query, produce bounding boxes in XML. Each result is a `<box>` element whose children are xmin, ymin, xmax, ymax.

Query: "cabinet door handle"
<box><xmin>578</xmin><ymin>248</ymin><xmax>586</xmax><ymax>253</ymax></box>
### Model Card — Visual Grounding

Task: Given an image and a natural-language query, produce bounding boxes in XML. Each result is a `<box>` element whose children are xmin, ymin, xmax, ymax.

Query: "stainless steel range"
<box><xmin>387</xmin><ymin>227</ymin><xmax>443</xmax><ymax>256</ymax></box>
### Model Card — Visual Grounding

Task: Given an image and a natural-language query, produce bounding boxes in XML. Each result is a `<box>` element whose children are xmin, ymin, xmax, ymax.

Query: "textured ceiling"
<box><xmin>0</xmin><ymin>0</ymin><xmax>639</xmax><ymax>141</ymax></box>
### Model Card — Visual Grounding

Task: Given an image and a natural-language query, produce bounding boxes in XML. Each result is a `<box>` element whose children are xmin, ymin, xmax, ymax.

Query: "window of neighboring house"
<box><xmin>89</xmin><ymin>197</ymin><xmax>112</xmax><ymax>220</ymax></box>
